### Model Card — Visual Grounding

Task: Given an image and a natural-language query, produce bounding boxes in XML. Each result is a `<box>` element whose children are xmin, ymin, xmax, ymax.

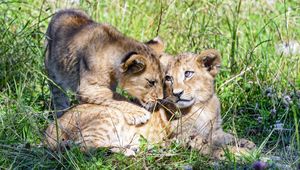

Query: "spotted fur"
<box><xmin>44</xmin><ymin>102</ymin><xmax>171</xmax><ymax>156</ymax></box>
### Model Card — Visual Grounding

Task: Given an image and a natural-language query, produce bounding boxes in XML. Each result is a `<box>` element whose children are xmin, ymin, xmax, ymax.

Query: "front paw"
<box><xmin>213</xmin><ymin>133</ymin><xmax>234</xmax><ymax>147</ymax></box>
<box><xmin>110</xmin><ymin>147</ymin><xmax>137</xmax><ymax>157</ymax></box>
<box><xmin>124</xmin><ymin>108</ymin><xmax>151</xmax><ymax>125</ymax></box>
<box><xmin>237</xmin><ymin>138</ymin><xmax>256</xmax><ymax>150</ymax></box>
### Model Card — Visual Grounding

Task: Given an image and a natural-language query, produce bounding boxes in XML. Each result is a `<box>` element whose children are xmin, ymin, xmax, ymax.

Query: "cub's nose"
<box><xmin>173</xmin><ymin>89</ymin><xmax>184</xmax><ymax>98</ymax></box>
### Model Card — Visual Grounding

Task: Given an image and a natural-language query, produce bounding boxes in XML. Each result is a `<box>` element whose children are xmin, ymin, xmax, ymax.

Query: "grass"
<box><xmin>0</xmin><ymin>0</ymin><xmax>299</xmax><ymax>169</ymax></box>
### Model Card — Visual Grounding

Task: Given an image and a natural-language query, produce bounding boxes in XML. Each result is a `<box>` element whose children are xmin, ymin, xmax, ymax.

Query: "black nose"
<box><xmin>173</xmin><ymin>90</ymin><xmax>183</xmax><ymax>98</ymax></box>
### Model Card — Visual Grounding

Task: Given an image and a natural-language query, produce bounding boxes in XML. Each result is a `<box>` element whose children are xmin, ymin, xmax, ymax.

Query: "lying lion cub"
<box><xmin>45</xmin><ymin>50</ymin><xmax>255</xmax><ymax>159</ymax></box>
<box><xmin>164</xmin><ymin>49</ymin><xmax>255</xmax><ymax>158</ymax></box>
<box><xmin>45</xmin><ymin>9</ymin><xmax>164</xmax><ymax>125</ymax></box>
<box><xmin>45</xmin><ymin>100</ymin><xmax>171</xmax><ymax>156</ymax></box>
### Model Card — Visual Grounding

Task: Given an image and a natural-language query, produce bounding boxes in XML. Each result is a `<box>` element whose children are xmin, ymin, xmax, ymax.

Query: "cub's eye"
<box><xmin>146</xmin><ymin>79</ymin><xmax>156</xmax><ymax>87</ymax></box>
<box><xmin>184</xmin><ymin>71</ymin><xmax>194</xmax><ymax>78</ymax></box>
<box><xmin>165</xmin><ymin>75</ymin><xmax>173</xmax><ymax>82</ymax></box>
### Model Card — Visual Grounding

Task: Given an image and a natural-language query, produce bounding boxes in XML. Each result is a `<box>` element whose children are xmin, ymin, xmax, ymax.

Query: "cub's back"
<box><xmin>45</xmin><ymin>104</ymin><xmax>170</xmax><ymax>151</ymax></box>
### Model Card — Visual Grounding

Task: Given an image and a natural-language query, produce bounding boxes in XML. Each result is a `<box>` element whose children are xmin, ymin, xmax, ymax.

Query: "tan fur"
<box><xmin>44</xmin><ymin>49</ymin><xmax>255</xmax><ymax>159</ymax></box>
<box><xmin>164</xmin><ymin>50</ymin><xmax>256</xmax><ymax>159</ymax></box>
<box><xmin>45</xmin><ymin>102</ymin><xmax>171</xmax><ymax>156</ymax></box>
<box><xmin>45</xmin><ymin>9</ymin><xmax>165</xmax><ymax>125</ymax></box>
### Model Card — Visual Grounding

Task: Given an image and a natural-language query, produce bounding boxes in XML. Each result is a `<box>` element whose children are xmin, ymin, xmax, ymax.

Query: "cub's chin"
<box><xmin>176</xmin><ymin>98</ymin><xmax>195</xmax><ymax>109</ymax></box>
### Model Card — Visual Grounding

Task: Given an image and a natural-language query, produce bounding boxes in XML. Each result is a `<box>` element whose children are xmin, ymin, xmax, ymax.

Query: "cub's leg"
<box><xmin>49</xmin><ymin>82</ymin><xmax>70</xmax><ymax>118</ymax></box>
<box><xmin>189</xmin><ymin>135</ymin><xmax>254</xmax><ymax>160</ymax></box>
<box><xmin>78</xmin><ymin>66</ymin><xmax>152</xmax><ymax>125</ymax></box>
<box><xmin>211</xmin><ymin>131</ymin><xmax>256</xmax><ymax>159</ymax></box>
<box><xmin>94</xmin><ymin>98</ymin><xmax>152</xmax><ymax>125</ymax></box>
<box><xmin>212</xmin><ymin>129</ymin><xmax>235</xmax><ymax>147</ymax></box>
<box><xmin>236</xmin><ymin>138</ymin><xmax>256</xmax><ymax>150</ymax></box>
<box><xmin>189</xmin><ymin>135</ymin><xmax>212</xmax><ymax>155</ymax></box>
<box><xmin>110</xmin><ymin>147</ymin><xmax>137</xmax><ymax>156</ymax></box>
<box><xmin>212</xmin><ymin>144</ymin><xmax>255</xmax><ymax>160</ymax></box>
<box><xmin>109</xmin><ymin>143</ymin><xmax>140</xmax><ymax>157</ymax></box>
<box><xmin>212</xmin><ymin>130</ymin><xmax>256</xmax><ymax>150</ymax></box>
<box><xmin>188</xmin><ymin>135</ymin><xmax>231</xmax><ymax>160</ymax></box>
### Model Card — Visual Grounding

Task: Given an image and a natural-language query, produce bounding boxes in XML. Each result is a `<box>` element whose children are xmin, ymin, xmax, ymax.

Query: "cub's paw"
<box><xmin>222</xmin><ymin>133</ymin><xmax>235</xmax><ymax>145</ymax></box>
<box><xmin>123</xmin><ymin>148</ymin><xmax>137</xmax><ymax>157</ymax></box>
<box><xmin>110</xmin><ymin>147</ymin><xmax>137</xmax><ymax>157</ymax></box>
<box><xmin>212</xmin><ymin>133</ymin><xmax>234</xmax><ymax>147</ymax></box>
<box><xmin>237</xmin><ymin>138</ymin><xmax>256</xmax><ymax>150</ymax></box>
<box><xmin>212</xmin><ymin>149</ymin><xmax>226</xmax><ymax>160</ymax></box>
<box><xmin>189</xmin><ymin>135</ymin><xmax>208</xmax><ymax>149</ymax></box>
<box><xmin>124</xmin><ymin>108</ymin><xmax>151</xmax><ymax>125</ymax></box>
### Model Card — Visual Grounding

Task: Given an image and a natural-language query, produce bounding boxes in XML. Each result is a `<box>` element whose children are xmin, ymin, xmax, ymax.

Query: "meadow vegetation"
<box><xmin>0</xmin><ymin>0</ymin><xmax>299</xmax><ymax>169</ymax></box>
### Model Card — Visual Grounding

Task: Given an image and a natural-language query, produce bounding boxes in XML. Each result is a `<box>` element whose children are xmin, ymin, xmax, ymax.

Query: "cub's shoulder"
<box><xmin>47</xmin><ymin>9</ymin><xmax>94</xmax><ymax>40</ymax></box>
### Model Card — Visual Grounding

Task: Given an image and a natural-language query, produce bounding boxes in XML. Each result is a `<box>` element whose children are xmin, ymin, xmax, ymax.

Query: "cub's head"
<box><xmin>165</xmin><ymin>49</ymin><xmax>221</xmax><ymax>108</ymax></box>
<box><xmin>118</xmin><ymin>37</ymin><xmax>165</xmax><ymax>111</ymax></box>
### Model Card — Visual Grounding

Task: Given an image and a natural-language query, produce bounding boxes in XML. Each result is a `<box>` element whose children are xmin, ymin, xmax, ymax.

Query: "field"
<box><xmin>0</xmin><ymin>0</ymin><xmax>299</xmax><ymax>169</ymax></box>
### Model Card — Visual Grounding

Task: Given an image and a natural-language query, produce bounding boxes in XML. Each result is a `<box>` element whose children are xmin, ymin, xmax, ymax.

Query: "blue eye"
<box><xmin>184</xmin><ymin>71</ymin><xmax>194</xmax><ymax>78</ymax></box>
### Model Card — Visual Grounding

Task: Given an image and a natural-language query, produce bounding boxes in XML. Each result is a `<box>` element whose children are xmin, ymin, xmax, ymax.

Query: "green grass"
<box><xmin>0</xmin><ymin>0</ymin><xmax>299</xmax><ymax>169</ymax></box>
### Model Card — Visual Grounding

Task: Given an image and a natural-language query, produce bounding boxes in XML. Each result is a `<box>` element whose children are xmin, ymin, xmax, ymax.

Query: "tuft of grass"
<box><xmin>0</xmin><ymin>0</ymin><xmax>299</xmax><ymax>169</ymax></box>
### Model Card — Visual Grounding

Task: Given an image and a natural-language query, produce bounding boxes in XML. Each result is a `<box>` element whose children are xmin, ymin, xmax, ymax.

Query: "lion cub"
<box><xmin>45</xmin><ymin>50</ymin><xmax>255</xmax><ymax>159</ymax></box>
<box><xmin>164</xmin><ymin>50</ymin><xmax>255</xmax><ymax>157</ymax></box>
<box><xmin>45</xmin><ymin>9</ymin><xmax>164</xmax><ymax>125</ymax></box>
<box><xmin>45</xmin><ymin>101</ymin><xmax>171</xmax><ymax>156</ymax></box>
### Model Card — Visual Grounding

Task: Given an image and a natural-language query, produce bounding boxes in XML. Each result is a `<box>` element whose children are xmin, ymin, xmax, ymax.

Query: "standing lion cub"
<box><xmin>45</xmin><ymin>9</ymin><xmax>164</xmax><ymax>125</ymax></box>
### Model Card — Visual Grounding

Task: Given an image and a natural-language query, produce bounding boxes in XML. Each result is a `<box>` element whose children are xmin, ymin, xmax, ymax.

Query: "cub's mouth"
<box><xmin>176</xmin><ymin>98</ymin><xmax>195</xmax><ymax>108</ymax></box>
<box><xmin>163</xmin><ymin>96</ymin><xmax>195</xmax><ymax>108</ymax></box>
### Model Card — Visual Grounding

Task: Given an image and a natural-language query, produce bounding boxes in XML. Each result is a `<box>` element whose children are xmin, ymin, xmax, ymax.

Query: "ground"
<box><xmin>0</xmin><ymin>0</ymin><xmax>299</xmax><ymax>169</ymax></box>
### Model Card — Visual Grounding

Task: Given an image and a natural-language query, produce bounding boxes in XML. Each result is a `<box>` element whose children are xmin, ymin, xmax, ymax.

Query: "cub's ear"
<box><xmin>145</xmin><ymin>36</ymin><xmax>165</xmax><ymax>55</ymax></box>
<box><xmin>196</xmin><ymin>49</ymin><xmax>221</xmax><ymax>77</ymax></box>
<box><xmin>120</xmin><ymin>52</ymin><xmax>146</xmax><ymax>74</ymax></box>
